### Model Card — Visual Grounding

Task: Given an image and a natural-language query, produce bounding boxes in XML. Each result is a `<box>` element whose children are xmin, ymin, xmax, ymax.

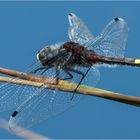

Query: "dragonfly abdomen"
<box><xmin>62</xmin><ymin>41</ymin><xmax>140</xmax><ymax>67</ymax></box>
<box><xmin>87</xmin><ymin>54</ymin><xmax>140</xmax><ymax>67</ymax></box>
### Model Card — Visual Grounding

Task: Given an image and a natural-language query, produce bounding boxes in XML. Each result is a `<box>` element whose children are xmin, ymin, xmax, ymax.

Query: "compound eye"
<box><xmin>39</xmin><ymin>53</ymin><xmax>45</xmax><ymax>59</ymax></box>
<box><xmin>36</xmin><ymin>51</ymin><xmax>45</xmax><ymax>61</ymax></box>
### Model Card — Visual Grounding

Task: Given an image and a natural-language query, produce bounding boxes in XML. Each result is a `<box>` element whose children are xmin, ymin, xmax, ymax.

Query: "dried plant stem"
<box><xmin>0</xmin><ymin>67</ymin><xmax>140</xmax><ymax>107</ymax></box>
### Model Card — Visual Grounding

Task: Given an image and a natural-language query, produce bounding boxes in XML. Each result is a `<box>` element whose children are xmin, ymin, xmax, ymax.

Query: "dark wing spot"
<box><xmin>12</xmin><ymin>111</ymin><xmax>18</xmax><ymax>117</ymax></box>
<box><xmin>114</xmin><ymin>17</ymin><xmax>119</xmax><ymax>22</ymax></box>
<box><xmin>69</xmin><ymin>13</ymin><xmax>73</xmax><ymax>16</ymax></box>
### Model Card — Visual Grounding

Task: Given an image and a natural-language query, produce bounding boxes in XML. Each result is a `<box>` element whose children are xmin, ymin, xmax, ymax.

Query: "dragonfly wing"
<box><xmin>0</xmin><ymin>62</ymin><xmax>43</xmax><ymax>112</ymax></box>
<box><xmin>49</xmin><ymin>66</ymin><xmax>100</xmax><ymax>117</ymax></box>
<box><xmin>68</xmin><ymin>13</ymin><xmax>94</xmax><ymax>45</ymax></box>
<box><xmin>9</xmin><ymin>67</ymin><xmax>81</xmax><ymax>132</ymax></box>
<box><xmin>0</xmin><ymin>43</ymin><xmax>67</xmax><ymax>112</ymax></box>
<box><xmin>9</xmin><ymin>88</ymin><xmax>51</xmax><ymax>132</ymax></box>
<box><xmin>49</xmin><ymin>64</ymin><xmax>100</xmax><ymax>116</ymax></box>
<box><xmin>87</xmin><ymin>17</ymin><xmax>129</xmax><ymax>58</ymax></box>
<box><xmin>0</xmin><ymin>82</ymin><xmax>37</xmax><ymax>112</ymax></box>
<box><xmin>9</xmin><ymin>66</ymin><xmax>100</xmax><ymax>132</ymax></box>
<box><xmin>48</xmin><ymin>66</ymin><xmax>82</xmax><ymax>116</ymax></box>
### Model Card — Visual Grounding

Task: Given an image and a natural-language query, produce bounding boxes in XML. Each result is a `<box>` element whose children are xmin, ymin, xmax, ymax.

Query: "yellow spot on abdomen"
<box><xmin>135</xmin><ymin>59</ymin><xmax>140</xmax><ymax>64</ymax></box>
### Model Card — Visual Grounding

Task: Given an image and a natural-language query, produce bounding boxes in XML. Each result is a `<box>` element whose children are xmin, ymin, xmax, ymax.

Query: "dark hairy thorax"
<box><xmin>62</xmin><ymin>41</ymin><xmax>100</xmax><ymax>66</ymax></box>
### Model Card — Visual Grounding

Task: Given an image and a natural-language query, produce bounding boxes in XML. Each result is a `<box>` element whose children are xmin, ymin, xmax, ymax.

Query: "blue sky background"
<box><xmin>0</xmin><ymin>1</ymin><xmax>140</xmax><ymax>139</ymax></box>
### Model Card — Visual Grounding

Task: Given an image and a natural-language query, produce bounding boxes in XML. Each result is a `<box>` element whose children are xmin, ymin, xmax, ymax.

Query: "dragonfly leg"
<box><xmin>46</xmin><ymin>64</ymin><xmax>61</xmax><ymax>86</ymax></box>
<box><xmin>60</xmin><ymin>67</ymin><xmax>74</xmax><ymax>80</ymax></box>
<box><xmin>31</xmin><ymin>65</ymin><xmax>54</xmax><ymax>74</ymax></box>
<box><xmin>63</xmin><ymin>67</ymin><xmax>85</xmax><ymax>77</ymax></box>
<box><xmin>51</xmin><ymin>66</ymin><xmax>82</xmax><ymax>86</ymax></box>
<box><xmin>64</xmin><ymin>66</ymin><xmax>91</xmax><ymax>100</ymax></box>
<box><xmin>55</xmin><ymin>65</ymin><xmax>60</xmax><ymax>85</ymax></box>
<box><xmin>30</xmin><ymin>65</ymin><xmax>60</xmax><ymax>86</ymax></box>
<box><xmin>74</xmin><ymin>67</ymin><xmax>91</xmax><ymax>91</ymax></box>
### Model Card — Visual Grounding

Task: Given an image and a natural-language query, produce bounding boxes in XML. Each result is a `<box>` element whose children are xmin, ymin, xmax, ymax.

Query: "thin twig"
<box><xmin>0</xmin><ymin>67</ymin><xmax>140</xmax><ymax>107</ymax></box>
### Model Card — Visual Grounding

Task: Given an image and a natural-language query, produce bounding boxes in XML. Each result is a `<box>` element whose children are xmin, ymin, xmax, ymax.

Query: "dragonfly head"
<box><xmin>36</xmin><ymin>43</ymin><xmax>63</xmax><ymax>66</ymax></box>
<box><xmin>36</xmin><ymin>47</ymin><xmax>53</xmax><ymax>66</ymax></box>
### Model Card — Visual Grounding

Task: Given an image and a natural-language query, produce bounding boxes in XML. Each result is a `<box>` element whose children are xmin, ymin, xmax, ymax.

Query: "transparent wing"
<box><xmin>49</xmin><ymin>66</ymin><xmax>100</xmax><ymax>116</ymax></box>
<box><xmin>0</xmin><ymin>41</ymin><xmax>64</xmax><ymax>112</ymax></box>
<box><xmin>0</xmin><ymin>62</ymin><xmax>42</xmax><ymax>112</ymax></box>
<box><xmin>9</xmin><ymin>65</ymin><xmax>100</xmax><ymax>132</ymax></box>
<box><xmin>68</xmin><ymin>13</ymin><xmax>94</xmax><ymax>45</ymax></box>
<box><xmin>9</xmin><ymin>88</ymin><xmax>81</xmax><ymax>132</ymax></box>
<box><xmin>87</xmin><ymin>17</ymin><xmax>129</xmax><ymax>58</ymax></box>
<box><xmin>9</xmin><ymin>88</ymin><xmax>51</xmax><ymax>132</ymax></box>
<box><xmin>9</xmin><ymin>65</ymin><xmax>80</xmax><ymax>132</ymax></box>
<box><xmin>0</xmin><ymin>42</ymin><xmax>66</xmax><ymax>112</ymax></box>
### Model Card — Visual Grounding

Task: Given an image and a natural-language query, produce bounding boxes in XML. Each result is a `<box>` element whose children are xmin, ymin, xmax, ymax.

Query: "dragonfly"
<box><xmin>0</xmin><ymin>13</ymin><xmax>139</xmax><ymax>132</ymax></box>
